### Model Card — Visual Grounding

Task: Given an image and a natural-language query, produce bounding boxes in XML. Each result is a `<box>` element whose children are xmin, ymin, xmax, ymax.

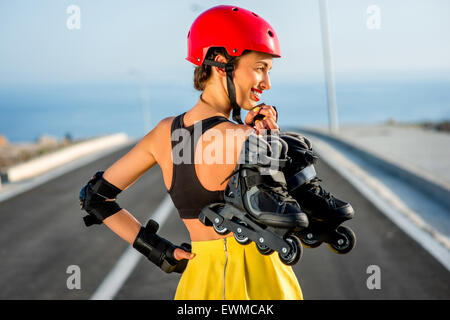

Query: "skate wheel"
<box><xmin>233</xmin><ymin>220</ymin><xmax>251</xmax><ymax>245</ymax></box>
<box><xmin>213</xmin><ymin>223</ymin><xmax>230</xmax><ymax>236</ymax></box>
<box><xmin>234</xmin><ymin>232</ymin><xmax>251</xmax><ymax>245</ymax></box>
<box><xmin>256</xmin><ymin>241</ymin><xmax>274</xmax><ymax>255</ymax></box>
<box><xmin>328</xmin><ymin>226</ymin><xmax>356</xmax><ymax>254</ymax></box>
<box><xmin>300</xmin><ymin>232</ymin><xmax>322</xmax><ymax>249</ymax></box>
<box><xmin>278</xmin><ymin>235</ymin><xmax>302</xmax><ymax>266</ymax></box>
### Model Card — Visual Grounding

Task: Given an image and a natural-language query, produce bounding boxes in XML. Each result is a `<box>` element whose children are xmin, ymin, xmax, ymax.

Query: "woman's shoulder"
<box><xmin>203</xmin><ymin>121</ymin><xmax>254</xmax><ymax>161</ymax></box>
<box><xmin>146</xmin><ymin>116</ymin><xmax>176</xmax><ymax>139</ymax></box>
<box><xmin>216</xmin><ymin>121</ymin><xmax>254</xmax><ymax>142</ymax></box>
<box><xmin>136</xmin><ymin>116</ymin><xmax>176</xmax><ymax>150</ymax></box>
<box><xmin>213</xmin><ymin>119</ymin><xmax>252</xmax><ymax>133</ymax></box>
<box><xmin>156</xmin><ymin>116</ymin><xmax>176</xmax><ymax>130</ymax></box>
<box><xmin>150</xmin><ymin>115</ymin><xmax>253</xmax><ymax>144</ymax></box>
<box><xmin>158</xmin><ymin>114</ymin><xmax>250</xmax><ymax>134</ymax></box>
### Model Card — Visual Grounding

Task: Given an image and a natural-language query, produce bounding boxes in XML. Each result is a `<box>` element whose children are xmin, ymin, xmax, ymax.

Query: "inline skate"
<box><xmin>199</xmin><ymin>133</ymin><xmax>309</xmax><ymax>265</ymax></box>
<box><xmin>280</xmin><ymin>131</ymin><xmax>356</xmax><ymax>254</ymax></box>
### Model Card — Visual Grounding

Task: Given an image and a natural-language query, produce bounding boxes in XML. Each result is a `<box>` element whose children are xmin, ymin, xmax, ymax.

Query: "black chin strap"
<box><xmin>203</xmin><ymin>58</ymin><xmax>243</xmax><ymax>124</ymax></box>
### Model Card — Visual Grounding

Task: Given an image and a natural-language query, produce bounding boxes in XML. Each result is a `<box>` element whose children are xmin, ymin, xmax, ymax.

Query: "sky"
<box><xmin>0</xmin><ymin>0</ymin><xmax>449</xmax><ymax>86</ymax></box>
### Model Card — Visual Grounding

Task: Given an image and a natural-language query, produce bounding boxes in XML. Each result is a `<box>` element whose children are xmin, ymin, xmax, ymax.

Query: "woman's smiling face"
<box><xmin>232</xmin><ymin>51</ymin><xmax>274</xmax><ymax>110</ymax></box>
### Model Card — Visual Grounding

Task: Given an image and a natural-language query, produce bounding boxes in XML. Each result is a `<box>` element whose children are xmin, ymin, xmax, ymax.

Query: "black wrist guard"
<box><xmin>79</xmin><ymin>171</ymin><xmax>123</xmax><ymax>227</ymax></box>
<box><xmin>133</xmin><ymin>220</ymin><xmax>191</xmax><ymax>274</ymax></box>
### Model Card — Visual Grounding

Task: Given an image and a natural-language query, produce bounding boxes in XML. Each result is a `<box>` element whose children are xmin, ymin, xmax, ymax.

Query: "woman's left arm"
<box><xmin>79</xmin><ymin>120</ymin><xmax>194</xmax><ymax>273</ymax></box>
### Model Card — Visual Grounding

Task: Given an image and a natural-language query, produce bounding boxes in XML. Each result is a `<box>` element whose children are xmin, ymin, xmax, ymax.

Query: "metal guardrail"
<box><xmin>1</xmin><ymin>133</ymin><xmax>129</xmax><ymax>186</ymax></box>
<box><xmin>296</xmin><ymin>127</ymin><xmax>450</xmax><ymax>211</ymax></box>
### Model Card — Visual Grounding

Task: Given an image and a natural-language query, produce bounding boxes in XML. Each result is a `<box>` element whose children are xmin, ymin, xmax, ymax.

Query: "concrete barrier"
<box><xmin>295</xmin><ymin>127</ymin><xmax>450</xmax><ymax>210</ymax></box>
<box><xmin>6</xmin><ymin>133</ymin><xmax>130</xmax><ymax>183</ymax></box>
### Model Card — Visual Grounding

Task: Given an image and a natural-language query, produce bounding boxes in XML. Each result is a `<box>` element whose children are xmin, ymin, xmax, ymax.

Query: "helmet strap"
<box><xmin>203</xmin><ymin>58</ymin><xmax>243</xmax><ymax>124</ymax></box>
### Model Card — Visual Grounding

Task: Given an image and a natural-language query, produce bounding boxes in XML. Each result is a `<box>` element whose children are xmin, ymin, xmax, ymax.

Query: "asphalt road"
<box><xmin>0</xmin><ymin>143</ymin><xmax>449</xmax><ymax>300</ymax></box>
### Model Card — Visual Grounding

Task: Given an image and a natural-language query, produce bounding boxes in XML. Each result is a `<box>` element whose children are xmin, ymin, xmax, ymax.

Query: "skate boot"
<box><xmin>199</xmin><ymin>133</ymin><xmax>309</xmax><ymax>265</ymax></box>
<box><xmin>280</xmin><ymin>131</ymin><xmax>356</xmax><ymax>254</ymax></box>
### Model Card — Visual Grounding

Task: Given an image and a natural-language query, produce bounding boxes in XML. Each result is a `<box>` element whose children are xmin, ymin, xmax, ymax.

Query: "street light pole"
<box><xmin>319</xmin><ymin>0</ymin><xmax>339</xmax><ymax>134</ymax></box>
<box><xmin>129</xmin><ymin>68</ymin><xmax>151</xmax><ymax>134</ymax></box>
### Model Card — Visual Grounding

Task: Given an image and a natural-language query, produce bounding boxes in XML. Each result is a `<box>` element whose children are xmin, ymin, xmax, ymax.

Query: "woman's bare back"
<box><xmin>153</xmin><ymin>111</ymin><xmax>251</xmax><ymax>241</ymax></box>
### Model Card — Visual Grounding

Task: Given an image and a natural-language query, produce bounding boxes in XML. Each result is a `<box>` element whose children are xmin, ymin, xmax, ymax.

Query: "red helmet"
<box><xmin>186</xmin><ymin>5</ymin><xmax>281</xmax><ymax>124</ymax></box>
<box><xmin>187</xmin><ymin>5</ymin><xmax>281</xmax><ymax>66</ymax></box>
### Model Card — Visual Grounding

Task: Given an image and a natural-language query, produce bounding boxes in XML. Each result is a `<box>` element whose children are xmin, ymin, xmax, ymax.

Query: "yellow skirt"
<box><xmin>174</xmin><ymin>236</ymin><xmax>303</xmax><ymax>300</ymax></box>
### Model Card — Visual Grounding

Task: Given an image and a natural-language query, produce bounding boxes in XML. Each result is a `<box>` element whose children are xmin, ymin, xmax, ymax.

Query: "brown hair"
<box><xmin>193</xmin><ymin>47</ymin><xmax>249</xmax><ymax>91</ymax></box>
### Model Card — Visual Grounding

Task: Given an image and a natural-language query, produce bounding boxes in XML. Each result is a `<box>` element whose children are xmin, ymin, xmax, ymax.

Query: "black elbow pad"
<box><xmin>79</xmin><ymin>171</ymin><xmax>123</xmax><ymax>226</ymax></box>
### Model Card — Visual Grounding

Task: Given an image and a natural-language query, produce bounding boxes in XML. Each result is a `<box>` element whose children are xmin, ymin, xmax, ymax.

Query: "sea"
<box><xmin>1</xmin><ymin>78</ymin><xmax>449</xmax><ymax>143</ymax></box>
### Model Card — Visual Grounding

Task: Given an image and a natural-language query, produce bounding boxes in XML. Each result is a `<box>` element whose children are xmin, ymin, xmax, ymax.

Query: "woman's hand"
<box><xmin>174</xmin><ymin>248</ymin><xmax>196</xmax><ymax>260</ymax></box>
<box><xmin>245</xmin><ymin>104</ymin><xmax>279</xmax><ymax>134</ymax></box>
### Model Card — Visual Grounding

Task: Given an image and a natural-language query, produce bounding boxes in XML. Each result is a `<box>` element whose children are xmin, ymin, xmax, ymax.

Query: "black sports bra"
<box><xmin>168</xmin><ymin>112</ymin><xmax>231</xmax><ymax>219</ymax></box>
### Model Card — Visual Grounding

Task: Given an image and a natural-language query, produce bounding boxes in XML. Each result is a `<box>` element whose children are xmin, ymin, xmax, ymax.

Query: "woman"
<box><xmin>79</xmin><ymin>5</ymin><xmax>303</xmax><ymax>300</ymax></box>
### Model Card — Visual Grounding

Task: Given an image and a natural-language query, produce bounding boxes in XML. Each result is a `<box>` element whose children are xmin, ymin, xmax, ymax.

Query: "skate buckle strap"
<box><xmin>287</xmin><ymin>165</ymin><xmax>317</xmax><ymax>191</ymax></box>
<box><xmin>276</xmin><ymin>158</ymin><xmax>290</xmax><ymax>169</ymax></box>
<box><xmin>244</xmin><ymin>171</ymin><xmax>286</xmax><ymax>189</ymax></box>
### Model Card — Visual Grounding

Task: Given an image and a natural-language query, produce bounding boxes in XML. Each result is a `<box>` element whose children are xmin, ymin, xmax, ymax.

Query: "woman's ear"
<box><xmin>212</xmin><ymin>54</ymin><xmax>228</xmax><ymax>76</ymax></box>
